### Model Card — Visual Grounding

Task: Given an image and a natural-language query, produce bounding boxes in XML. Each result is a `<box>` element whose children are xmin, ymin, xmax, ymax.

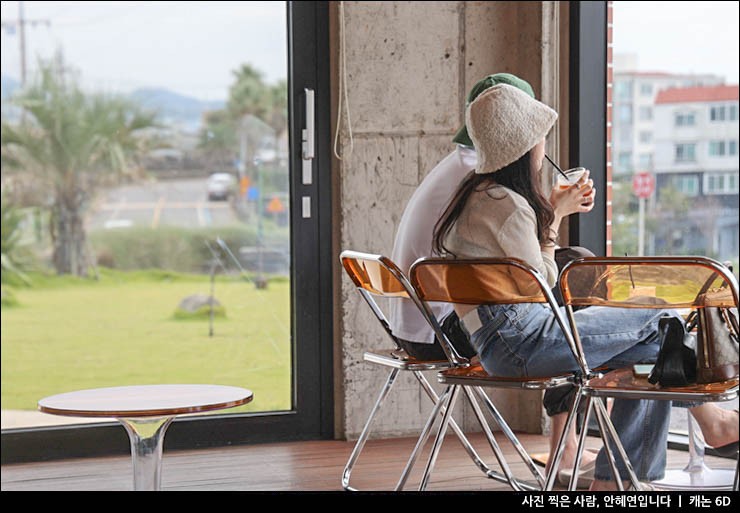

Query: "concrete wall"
<box><xmin>332</xmin><ymin>1</ymin><xmax>561</xmax><ymax>440</ymax></box>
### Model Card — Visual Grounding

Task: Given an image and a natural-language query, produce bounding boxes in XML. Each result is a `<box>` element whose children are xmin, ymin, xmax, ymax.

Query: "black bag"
<box><xmin>647</xmin><ymin>315</ymin><xmax>697</xmax><ymax>387</ymax></box>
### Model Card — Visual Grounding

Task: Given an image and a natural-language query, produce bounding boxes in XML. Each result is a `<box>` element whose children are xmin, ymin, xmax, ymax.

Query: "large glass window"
<box><xmin>1</xmin><ymin>1</ymin><xmax>292</xmax><ymax>430</ymax></box>
<box><xmin>612</xmin><ymin>1</ymin><xmax>739</xmax><ymax>445</ymax></box>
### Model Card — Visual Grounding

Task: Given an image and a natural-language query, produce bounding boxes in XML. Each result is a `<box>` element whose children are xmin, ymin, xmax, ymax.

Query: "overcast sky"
<box><xmin>613</xmin><ymin>1</ymin><xmax>738</xmax><ymax>82</ymax></box>
<box><xmin>1</xmin><ymin>1</ymin><xmax>287</xmax><ymax>100</ymax></box>
<box><xmin>1</xmin><ymin>1</ymin><xmax>738</xmax><ymax>101</ymax></box>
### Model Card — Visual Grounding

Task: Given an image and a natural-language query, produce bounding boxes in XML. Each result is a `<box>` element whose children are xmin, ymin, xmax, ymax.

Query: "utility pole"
<box><xmin>18</xmin><ymin>1</ymin><xmax>26</xmax><ymax>85</ymax></box>
<box><xmin>1</xmin><ymin>1</ymin><xmax>51</xmax><ymax>86</ymax></box>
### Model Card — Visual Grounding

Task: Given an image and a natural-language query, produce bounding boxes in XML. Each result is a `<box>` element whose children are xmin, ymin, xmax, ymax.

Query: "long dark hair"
<box><xmin>432</xmin><ymin>150</ymin><xmax>554</xmax><ymax>257</ymax></box>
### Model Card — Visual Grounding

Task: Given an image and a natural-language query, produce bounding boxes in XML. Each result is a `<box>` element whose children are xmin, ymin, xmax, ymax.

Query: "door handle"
<box><xmin>302</xmin><ymin>88</ymin><xmax>315</xmax><ymax>186</ymax></box>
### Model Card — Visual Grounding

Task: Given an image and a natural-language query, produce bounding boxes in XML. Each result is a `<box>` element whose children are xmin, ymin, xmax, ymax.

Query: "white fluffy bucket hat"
<box><xmin>466</xmin><ymin>84</ymin><xmax>558</xmax><ymax>174</ymax></box>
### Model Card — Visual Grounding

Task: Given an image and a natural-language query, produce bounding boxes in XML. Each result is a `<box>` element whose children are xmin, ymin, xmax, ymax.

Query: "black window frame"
<box><xmin>1</xmin><ymin>0</ymin><xmax>334</xmax><ymax>464</ymax></box>
<box><xmin>568</xmin><ymin>0</ymin><xmax>608</xmax><ymax>254</ymax></box>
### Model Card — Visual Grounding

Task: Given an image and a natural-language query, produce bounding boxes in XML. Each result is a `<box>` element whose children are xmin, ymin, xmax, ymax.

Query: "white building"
<box><xmin>652</xmin><ymin>85</ymin><xmax>739</xmax><ymax>261</ymax></box>
<box><xmin>612</xmin><ymin>67</ymin><xmax>724</xmax><ymax>175</ymax></box>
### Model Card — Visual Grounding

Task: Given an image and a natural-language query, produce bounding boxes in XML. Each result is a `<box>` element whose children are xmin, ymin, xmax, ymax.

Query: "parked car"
<box><xmin>207</xmin><ymin>173</ymin><xmax>237</xmax><ymax>201</ymax></box>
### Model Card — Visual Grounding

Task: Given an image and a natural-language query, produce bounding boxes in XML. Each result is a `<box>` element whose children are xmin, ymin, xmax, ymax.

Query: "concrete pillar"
<box><xmin>333</xmin><ymin>1</ymin><xmax>561</xmax><ymax>440</ymax></box>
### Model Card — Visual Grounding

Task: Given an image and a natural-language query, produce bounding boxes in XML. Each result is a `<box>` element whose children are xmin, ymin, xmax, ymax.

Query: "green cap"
<box><xmin>452</xmin><ymin>73</ymin><xmax>536</xmax><ymax>148</ymax></box>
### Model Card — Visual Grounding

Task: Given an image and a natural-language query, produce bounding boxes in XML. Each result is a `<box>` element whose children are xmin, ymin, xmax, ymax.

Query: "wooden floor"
<box><xmin>2</xmin><ymin>432</ymin><xmax>732</xmax><ymax>492</ymax></box>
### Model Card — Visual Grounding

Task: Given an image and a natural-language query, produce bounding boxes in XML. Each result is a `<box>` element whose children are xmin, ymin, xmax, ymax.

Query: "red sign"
<box><xmin>632</xmin><ymin>172</ymin><xmax>655</xmax><ymax>199</ymax></box>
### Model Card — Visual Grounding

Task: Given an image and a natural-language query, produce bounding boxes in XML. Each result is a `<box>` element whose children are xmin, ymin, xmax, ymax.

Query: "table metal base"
<box><xmin>651</xmin><ymin>413</ymin><xmax>736</xmax><ymax>491</ymax></box>
<box><xmin>652</xmin><ymin>467</ymin><xmax>735</xmax><ymax>490</ymax></box>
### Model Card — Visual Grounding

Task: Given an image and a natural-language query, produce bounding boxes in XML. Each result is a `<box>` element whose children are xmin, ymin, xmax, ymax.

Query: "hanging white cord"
<box><xmin>333</xmin><ymin>1</ymin><xmax>353</xmax><ymax>160</ymax></box>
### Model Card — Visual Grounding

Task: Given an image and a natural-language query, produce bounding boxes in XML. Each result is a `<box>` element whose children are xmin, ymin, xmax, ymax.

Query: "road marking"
<box><xmin>98</xmin><ymin>202</ymin><xmax>231</xmax><ymax>210</ymax></box>
<box><xmin>151</xmin><ymin>196</ymin><xmax>166</xmax><ymax>228</ymax></box>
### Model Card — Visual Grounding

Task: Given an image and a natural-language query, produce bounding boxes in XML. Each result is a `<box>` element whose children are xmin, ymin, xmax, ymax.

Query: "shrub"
<box><xmin>1</xmin><ymin>286</ymin><xmax>19</xmax><ymax>308</ymax></box>
<box><xmin>1</xmin><ymin>195</ymin><xmax>33</xmax><ymax>285</ymax></box>
<box><xmin>88</xmin><ymin>225</ymin><xmax>267</xmax><ymax>273</ymax></box>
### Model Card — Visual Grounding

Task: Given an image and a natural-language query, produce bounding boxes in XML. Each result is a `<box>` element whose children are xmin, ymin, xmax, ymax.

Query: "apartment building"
<box><xmin>652</xmin><ymin>84</ymin><xmax>739</xmax><ymax>261</ymax></box>
<box><xmin>612</xmin><ymin>69</ymin><xmax>724</xmax><ymax>176</ymax></box>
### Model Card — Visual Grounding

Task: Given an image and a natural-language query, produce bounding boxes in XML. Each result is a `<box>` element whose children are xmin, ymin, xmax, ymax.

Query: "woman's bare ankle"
<box><xmin>695</xmin><ymin>408</ymin><xmax>739</xmax><ymax>448</ymax></box>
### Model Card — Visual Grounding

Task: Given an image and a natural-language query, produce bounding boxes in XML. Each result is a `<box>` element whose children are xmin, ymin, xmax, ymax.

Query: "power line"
<box><xmin>1</xmin><ymin>1</ymin><xmax>50</xmax><ymax>86</ymax></box>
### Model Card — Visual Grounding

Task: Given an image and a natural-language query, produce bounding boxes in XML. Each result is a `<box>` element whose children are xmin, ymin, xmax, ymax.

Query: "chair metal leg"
<box><xmin>591</xmin><ymin>398</ymin><xmax>625</xmax><ymax>490</ymax></box>
<box><xmin>401</xmin><ymin>379</ymin><xmax>540</xmax><ymax>492</ymax></box>
<box><xmin>342</xmin><ymin>368</ymin><xmax>400</xmax><ymax>491</ymax></box>
<box><xmin>346</xmin><ymin>368</ymin><xmax>499</xmax><ymax>492</ymax></box>
<box><xmin>463</xmin><ymin>386</ymin><xmax>534</xmax><ymax>491</ymax></box>
<box><xmin>593</xmin><ymin>397</ymin><xmax>641</xmax><ymax>491</ymax></box>
<box><xmin>472</xmin><ymin>386</ymin><xmax>547</xmax><ymax>487</ymax></box>
<box><xmin>395</xmin><ymin>384</ymin><xmax>455</xmax><ymax>490</ymax></box>
<box><xmin>568</xmin><ymin>395</ymin><xmax>595</xmax><ymax>491</ymax></box>
<box><xmin>418</xmin><ymin>385</ymin><xmax>461</xmax><ymax>491</ymax></box>
<box><xmin>412</xmin><ymin>372</ymin><xmax>493</xmax><ymax>476</ymax></box>
<box><xmin>545</xmin><ymin>390</ymin><xmax>583</xmax><ymax>491</ymax></box>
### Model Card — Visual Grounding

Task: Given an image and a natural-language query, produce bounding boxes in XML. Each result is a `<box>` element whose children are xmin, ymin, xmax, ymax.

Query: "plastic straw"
<box><xmin>545</xmin><ymin>154</ymin><xmax>570</xmax><ymax>181</ymax></box>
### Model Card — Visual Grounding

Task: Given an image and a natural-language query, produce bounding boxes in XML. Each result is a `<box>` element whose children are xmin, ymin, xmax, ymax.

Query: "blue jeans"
<box><xmin>468</xmin><ymin>303</ymin><xmax>683</xmax><ymax>482</ymax></box>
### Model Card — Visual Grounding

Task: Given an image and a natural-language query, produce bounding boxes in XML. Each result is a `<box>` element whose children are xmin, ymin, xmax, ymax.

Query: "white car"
<box><xmin>207</xmin><ymin>173</ymin><xmax>236</xmax><ymax>201</ymax></box>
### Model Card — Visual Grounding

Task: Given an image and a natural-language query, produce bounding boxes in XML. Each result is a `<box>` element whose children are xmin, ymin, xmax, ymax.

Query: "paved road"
<box><xmin>89</xmin><ymin>178</ymin><xmax>239</xmax><ymax>230</ymax></box>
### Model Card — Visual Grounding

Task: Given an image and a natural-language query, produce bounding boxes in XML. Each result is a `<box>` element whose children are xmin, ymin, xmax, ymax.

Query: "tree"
<box><xmin>198</xmin><ymin>64</ymin><xmax>286</xmax><ymax>173</ymax></box>
<box><xmin>227</xmin><ymin>64</ymin><xmax>271</xmax><ymax>120</ymax></box>
<box><xmin>1</xmin><ymin>54</ymin><xmax>158</xmax><ymax>276</ymax></box>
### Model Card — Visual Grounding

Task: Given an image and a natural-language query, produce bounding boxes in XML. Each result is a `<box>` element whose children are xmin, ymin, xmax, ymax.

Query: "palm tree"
<box><xmin>1</xmin><ymin>194</ymin><xmax>32</xmax><ymax>285</ymax></box>
<box><xmin>1</xmin><ymin>55</ymin><xmax>158</xmax><ymax>276</ymax></box>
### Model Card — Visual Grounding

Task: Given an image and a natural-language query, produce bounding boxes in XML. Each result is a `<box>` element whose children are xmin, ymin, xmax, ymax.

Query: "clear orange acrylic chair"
<box><xmin>559</xmin><ymin>256</ymin><xmax>739</xmax><ymax>491</ymax></box>
<box><xmin>407</xmin><ymin>257</ymin><xmax>593</xmax><ymax>491</ymax></box>
<box><xmin>340</xmin><ymin>250</ymin><xmax>538</xmax><ymax>490</ymax></box>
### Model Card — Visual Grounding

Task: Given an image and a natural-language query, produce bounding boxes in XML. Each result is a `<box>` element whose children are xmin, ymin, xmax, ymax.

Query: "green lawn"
<box><xmin>1</xmin><ymin>271</ymin><xmax>291</xmax><ymax>415</ymax></box>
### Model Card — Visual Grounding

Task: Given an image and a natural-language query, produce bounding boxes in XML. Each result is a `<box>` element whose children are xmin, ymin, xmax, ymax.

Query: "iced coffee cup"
<box><xmin>555</xmin><ymin>167</ymin><xmax>593</xmax><ymax>199</ymax></box>
<box><xmin>556</xmin><ymin>167</ymin><xmax>587</xmax><ymax>188</ymax></box>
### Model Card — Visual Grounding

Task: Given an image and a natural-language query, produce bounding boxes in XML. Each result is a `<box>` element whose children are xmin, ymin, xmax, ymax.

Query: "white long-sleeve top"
<box><xmin>388</xmin><ymin>146</ymin><xmax>477</xmax><ymax>344</ymax></box>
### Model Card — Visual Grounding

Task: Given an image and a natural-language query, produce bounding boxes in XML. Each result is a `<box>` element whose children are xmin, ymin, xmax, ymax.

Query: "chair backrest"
<box><xmin>559</xmin><ymin>256</ymin><xmax>739</xmax><ymax>377</ymax></box>
<box><xmin>409</xmin><ymin>257</ymin><xmax>589</xmax><ymax>375</ymax></box>
<box><xmin>340</xmin><ymin>250</ymin><xmax>469</xmax><ymax>364</ymax></box>
<box><xmin>559</xmin><ymin>256</ymin><xmax>739</xmax><ymax>310</ymax></box>
<box><xmin>341</xmin><ymin>250</ymin><xmax>410</xmax><ymax>298</ymax></box>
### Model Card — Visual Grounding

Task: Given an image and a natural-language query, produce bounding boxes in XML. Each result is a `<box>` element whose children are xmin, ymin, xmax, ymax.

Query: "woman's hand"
<box><xmin>549</xmin><ymin>169</ymin><xmax>595</xmax><ymax>218</ymax></box>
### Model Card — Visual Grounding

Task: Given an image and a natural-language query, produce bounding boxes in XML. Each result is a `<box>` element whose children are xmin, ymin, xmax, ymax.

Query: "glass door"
<box><xmin>1</xmin><ymin>1</ymin><xmax>332</xmax><ymax>462</ymax></box>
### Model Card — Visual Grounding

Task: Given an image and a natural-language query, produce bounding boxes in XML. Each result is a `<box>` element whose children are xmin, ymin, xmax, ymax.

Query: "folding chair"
<box><xmin>559</xmin><ymin>256</ymin><xmax>739</xmax><ymax>491</ymax></box>
<box><xmin>340</xmin><ymin>250</ymin><xmax>541</xmax><ymax>491</ymax></box>
<box><xmin>407</xmin><ymin>257</ymin><xmax>593</xmax><ymax>491</ymax></box>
